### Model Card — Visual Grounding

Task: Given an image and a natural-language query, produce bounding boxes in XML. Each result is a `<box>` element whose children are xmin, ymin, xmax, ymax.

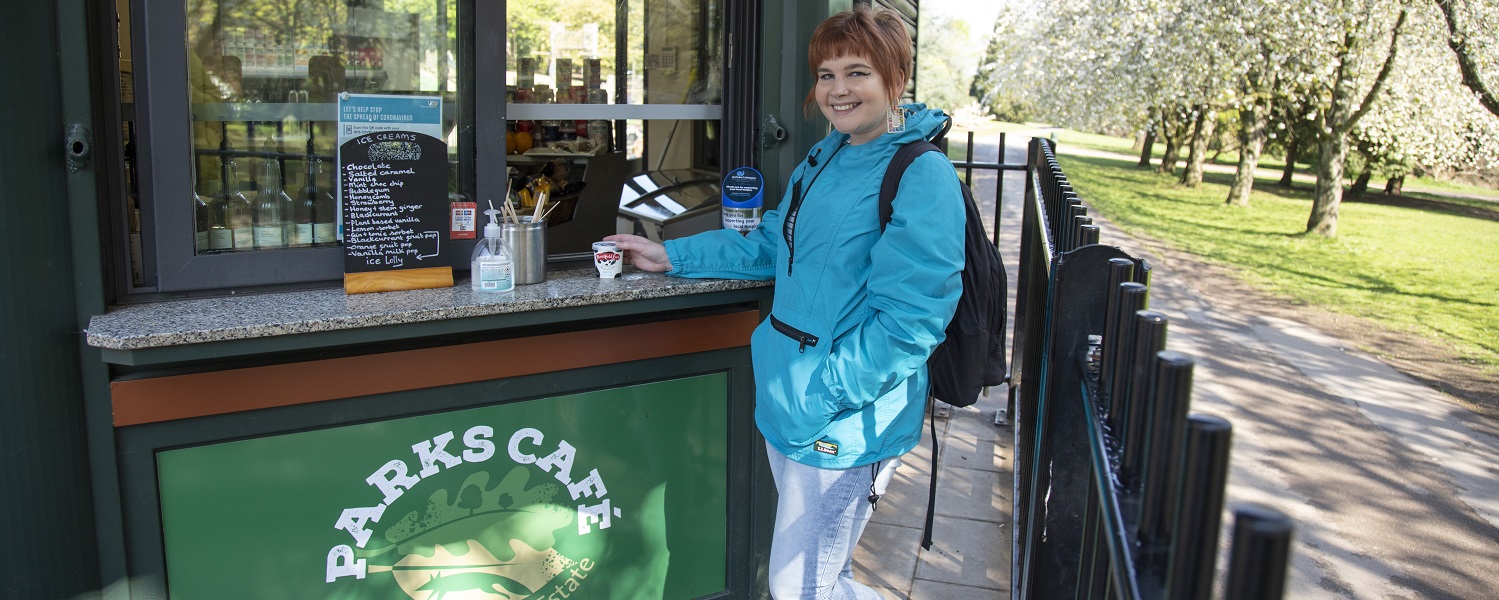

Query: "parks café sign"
<box><xmin>155</xmin><ymin>376</ymin><xmax>731</xmax><ymax>599</ymax></box>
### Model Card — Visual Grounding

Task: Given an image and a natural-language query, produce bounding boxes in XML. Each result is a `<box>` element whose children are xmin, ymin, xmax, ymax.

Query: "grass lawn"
<box><xmin>1056</xmin><ymin>152</ymin><xmax>1499</xmax><ymax>374</ymax></box>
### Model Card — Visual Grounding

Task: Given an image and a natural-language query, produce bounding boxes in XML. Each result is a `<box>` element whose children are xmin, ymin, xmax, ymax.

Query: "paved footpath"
<box><xmin>850</xmin><ymin>133</ymin><xmax>1499</xmax><ymax>599</ymax></box>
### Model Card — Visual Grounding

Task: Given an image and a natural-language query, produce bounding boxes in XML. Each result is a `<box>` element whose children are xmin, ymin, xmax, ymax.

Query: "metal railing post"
<box><xmin>995</xmin><ymin>132</ymin><xmax>1007</xmax><ymax>244</ymax></box>
<box><xmin>1165</xmin><ymin>415</ymin><xmax>1233</xmax><ymax>600</ymax></box>
<box><xmin>1103</xmin><ymin>283</ymin><xmax>1148</xmax><ymax>434</ymax></box>
<box><xmin>1080</xmin><ymin>224</ymin><xmax>1099</xmax><ymax>247</ymax></box>
<box><xmin>964</xmin><ymin>130</ymin><xmax>976</xmax><ymax>185</ymax></box>
<box><xmin>1224</xmin><ymin>504</ymin><xmax>1295</xmax><ymax>600</ymax></box>
<box><xmin>1119</xmin><ymin>310</ymin><xmax>1168</xmax><ymax>497</ymax></box>
<box><xmin>1137</xmin><ymin>350</ymin><xmax>1195</xmax><ymax>577</ymax></box>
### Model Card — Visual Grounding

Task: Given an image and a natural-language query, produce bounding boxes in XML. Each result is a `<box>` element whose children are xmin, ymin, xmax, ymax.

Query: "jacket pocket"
<box><xmin>753</xmin><ymin>315</ymin><xmax>838</xmax><ymax>447</ymax></box>
<box><xmin>770</xmin><ymin>315</ymin><xmax>820</xmax><ymax>353</ymax></box>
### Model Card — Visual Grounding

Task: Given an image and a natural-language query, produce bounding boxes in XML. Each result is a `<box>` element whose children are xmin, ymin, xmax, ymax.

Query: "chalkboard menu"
<box><xmin>339</xmin><ymin>131</ymin><xmax>453</xmax><ymax>293</ymax></box>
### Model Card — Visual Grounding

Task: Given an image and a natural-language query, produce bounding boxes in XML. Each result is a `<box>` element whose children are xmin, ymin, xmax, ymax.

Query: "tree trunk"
<box><xmin>1384</xmin><ymin>174</ymin><xmax>1404</xmax><ymax>195</ymax></box>
<box><xmin>1180</xmin><ymin>108</ymin><xmax>1213</xmax><ymax>187</ymax></box>
<box><xmin>1349</xmin><ymin>168</ymin><xmax>1372</xmax><ymax>198</ymax></box>
<box><xmin>1435</xmin><ymin>0</ymin><xmax>1499</xmax><ymax>118</ymax></box>
<box><xmin>1157</xmin><ymin>120</ymin><xmax>1180</xmax><ymax>175</ymax></box>
<box><xmin>1227</xmin><ymin>102</ymin><xmax>1267</xmax><ymax>207</ymax></box>
<box><xmin>1306</xmin><ymin>8</ymin><xmax>1406</xmax><ymax>238</ymax></box>
<box><xmin>1158</xmin><ymin>136</ymin><xmax>1179</xmax><ymax>175</ymax></box>
<box><xmin>1279</xmin><ymin>138</ymin><xmax>1299</xmax><ymax>187</ymax></box>
<box><xmin>1307</xmin><ymin>131</ymin><xmax>1348</xmax><ymax>236</ymax></box>
<box><xmin>1138</xmin><ymin>129</ymin><xmax>1156</xmax><ymax>168</ymax></box>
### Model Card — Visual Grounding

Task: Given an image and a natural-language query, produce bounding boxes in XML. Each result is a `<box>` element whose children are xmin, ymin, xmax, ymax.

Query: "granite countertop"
<box><xmin>86</xmin><ymin>267</ymin><xmax>771</xmax><ymax>351</ymax></box>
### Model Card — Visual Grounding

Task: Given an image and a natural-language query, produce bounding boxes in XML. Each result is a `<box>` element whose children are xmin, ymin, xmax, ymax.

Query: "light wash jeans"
<box><xmin>765</xmin><ymin>442</ymin><xmax>901</xmax><ymax>600</ymax></box>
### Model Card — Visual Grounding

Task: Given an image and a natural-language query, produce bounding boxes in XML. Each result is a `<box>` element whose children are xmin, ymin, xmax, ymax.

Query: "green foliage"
<box><xmin>969</xmin><ymin>13</ymin><xmax>1030</xmax><ymax>121</ymax></box>
<box><xmin>507</xmin><ymin>0</ymin><xmax>618</xmax><ymax>77</ymax></box>
<box><xmin>915</xmin><ymin>12</ymin><xmax>974</xmax><ymax>111</ymax></box>
<box><xmin>986</xmin><ymin>0</ymin><xmax>1499</xmax><ymax>200</ymax></box>
<box><xmin>980</xmin><ymin>92</ymin><xmax>1032</xmax><ymax>123</ymax></box>
<box><xmin>1060</xmin><ymin>153</ymin><xmax>1499</xmax><ymax>373</ymax></box>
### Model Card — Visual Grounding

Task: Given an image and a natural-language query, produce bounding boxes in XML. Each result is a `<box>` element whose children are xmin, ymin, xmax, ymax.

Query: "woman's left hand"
<box><xmin>604</xmin><ymin>234</ymin><xmax>673</xmax><ymax>272</ymax></box>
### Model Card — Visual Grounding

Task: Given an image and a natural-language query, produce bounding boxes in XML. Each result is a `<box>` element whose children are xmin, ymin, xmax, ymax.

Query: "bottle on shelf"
<box><xmin>276</xmin><ymin>35</ymin><xmax>293</xmax><ymax>69</ymax></box>
<box><xmin>587</xmin><ymin>120</ymin><xmax>610</xmax><ymax>150</ymax></box>
<box><xmin>204</xmin><ymin>178</ymin><xmax>232</xmax><ymax>253</ymax></box>
<box><xmin>288</xmin><ymin>160</ymin><xmax>314</xmax><ymax>247</ymax></box>
<box><xmin>278</xmin><ymin>170</ymin><xmax>298</xmax><ymax>246</ymax></box>
<box><xmin>253</xmin><ymin>143</ymin><xmax>288</xmax><ymax>249</ymax></box>
<box><xmin>225</xmin><ymin>159</ymin><xmax>255</xmax><ymax>251</ymax></box>
<box><xmin>192</xmin><ymin>167</ymin><xmax>212</xmax><ymax>254</ymax></box>
<box><xmin>312</xmin><ymin>156</ymin><xmax>338</xmax><ymax>245</ymax></box>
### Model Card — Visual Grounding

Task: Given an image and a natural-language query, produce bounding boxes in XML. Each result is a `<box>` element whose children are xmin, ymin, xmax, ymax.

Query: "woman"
<box><xmin>606</xmin><ymin>6</ymin><xmax>965</xmax><ymax>598</ymax></box>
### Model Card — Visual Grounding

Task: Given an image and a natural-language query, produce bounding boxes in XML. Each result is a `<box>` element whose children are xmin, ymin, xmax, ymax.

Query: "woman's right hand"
<box><xmin>603</xmin><ymin>234</ymin><xmax>673</xmax><ymax>272</ymax></box>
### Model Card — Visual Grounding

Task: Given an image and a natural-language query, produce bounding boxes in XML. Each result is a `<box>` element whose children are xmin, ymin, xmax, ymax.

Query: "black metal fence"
<box><xmin>939</xmin><ymin>129</ymin><xmax>1026</xmax><ymax>245</ymax></box>
<box><xmin>1008</xmin><ymin>138</ymin><xmax>1295</xmax><ymax>599</ymax></box>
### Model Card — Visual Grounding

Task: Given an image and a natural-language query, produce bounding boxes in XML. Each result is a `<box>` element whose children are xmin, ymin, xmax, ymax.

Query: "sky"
<box><xmin>917</xmin><ymin>0</ymin><xmax>1008</xmax><ymax>91</ymax></box>
<box><xmin>921</xmin><ymin>0</ymin><xmax>1005</xmax><ymax>47</ymax></box>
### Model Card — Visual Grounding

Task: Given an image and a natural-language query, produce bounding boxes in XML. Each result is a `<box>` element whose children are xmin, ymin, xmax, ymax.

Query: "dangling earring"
<box><xmin>887</xmin><ymin>102</ymin><xmax>906</xmax><ymax>134</ymax></box>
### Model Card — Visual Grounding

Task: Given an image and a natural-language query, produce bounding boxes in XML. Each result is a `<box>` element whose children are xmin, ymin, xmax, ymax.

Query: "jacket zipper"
<box><xmin>770</xmin><ymin>315</ymin><xmax>819</xmax><ymax>353</ymax></box>
<box><xmin>783</xmin><ymin>182</ymin><xmax>804</xmax><ymax>277</ymax></box>
<box><xmin>783</xmin><ymin>141</ymin><xmax>847</xmax><ymax>277</ymax></box>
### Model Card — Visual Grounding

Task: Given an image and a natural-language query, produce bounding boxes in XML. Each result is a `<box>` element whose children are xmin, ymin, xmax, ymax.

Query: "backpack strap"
<box><xmin>922</xmin><ymin>403</ymin><xmax>940</xmax><ymax>550</ymax></box>
<box><xmin>878</xmin><ymin>116</ymin><xmax>954</xmax><ymax>231</ymax></box>
<box><xmin>874</xmin><ymin>116</ymin><xmax>956</xmax><ymax>552</ymax></box>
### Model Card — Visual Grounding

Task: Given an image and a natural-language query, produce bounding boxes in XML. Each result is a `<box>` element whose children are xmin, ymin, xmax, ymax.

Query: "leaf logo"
<box><xmin>362</xmin><ymin>467</ymin><xmax>578</xmax><ymax>599</ymax></box>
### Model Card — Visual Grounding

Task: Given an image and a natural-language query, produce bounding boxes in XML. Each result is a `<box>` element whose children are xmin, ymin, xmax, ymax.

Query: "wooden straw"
<box><xmin>539</xmin><ymin>200</ymin><xmax>561</xmax><ymax>222</ymax></box>
<box><xmin>502</xmin><ymin>178</ymin><xmax>516</xmax><ymax>224</ymax></box>
<box><xmin>502</xmin><ymin>199</ymin><xmax>520</xmax><ymax>225</ymax></box>
<box><xmin>532</xmin><ymin>190</ymin><xmax>548</xmax><ymax>221</ymax></box>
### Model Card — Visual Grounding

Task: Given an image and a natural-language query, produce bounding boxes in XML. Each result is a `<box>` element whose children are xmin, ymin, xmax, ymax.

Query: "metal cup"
<box><xmin>504</xmin><ymin>217</ymin><xmax>547</xmax><ymax>284</ymax></box>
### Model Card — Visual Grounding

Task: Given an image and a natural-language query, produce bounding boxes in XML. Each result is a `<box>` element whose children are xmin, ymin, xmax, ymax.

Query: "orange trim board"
<box><xmin>112</xmin><ymin>311</ymin><xmax>760</xmax><ymax>427</ymax></box>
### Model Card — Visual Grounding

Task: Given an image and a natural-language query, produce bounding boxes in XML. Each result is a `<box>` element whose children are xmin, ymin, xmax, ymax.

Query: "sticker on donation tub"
<box><xmin>720</xmin><ymin>167</ymin><xmax>764</xmax><ymax>234</ymax></box>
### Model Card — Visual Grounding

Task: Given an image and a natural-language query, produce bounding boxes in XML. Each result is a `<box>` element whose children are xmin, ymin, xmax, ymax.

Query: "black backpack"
<box><xmin>878</xmin><ymin>119</ymin><xmax>1009</xmax><ymax>550</ymax></box>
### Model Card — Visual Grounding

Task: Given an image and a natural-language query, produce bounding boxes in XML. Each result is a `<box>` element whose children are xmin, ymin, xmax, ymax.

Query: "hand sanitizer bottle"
<box><xmin>471</xmin><ymin>208</ymin><xmax>515</xmax><ymax>292</ymax></box>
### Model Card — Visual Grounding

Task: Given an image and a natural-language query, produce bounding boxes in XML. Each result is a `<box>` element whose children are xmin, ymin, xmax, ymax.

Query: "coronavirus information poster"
<box><xmin>338</xmin><ymin>93</ymin><xmax>443</xmax><ymax>142</ymax></box>
<box><xmin>336</xmin><ymin>93</ymin><xmax>445</xmax><ymax>240</ymax></box>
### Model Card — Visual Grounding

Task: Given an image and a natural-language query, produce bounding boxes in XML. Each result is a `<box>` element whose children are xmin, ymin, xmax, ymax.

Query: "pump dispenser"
<box><xmin>471</xmin><ymin>207</ymin><xmax>515</xmax><ymax>292</ymax></box>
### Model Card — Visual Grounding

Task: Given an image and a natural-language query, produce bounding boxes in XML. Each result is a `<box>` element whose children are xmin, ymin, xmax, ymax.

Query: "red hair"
<box><xmin>803</xmin><ymin>6</ymin><xmax>913</xmax><ymax>118</ymax></box>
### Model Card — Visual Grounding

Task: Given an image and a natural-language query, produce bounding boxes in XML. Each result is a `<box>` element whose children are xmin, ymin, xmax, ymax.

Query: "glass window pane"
<box><xmin>505</xmin><ymin>1</ymin><xmax>723</xmax><ymax>173</ymax></box>
<box><xmin>185</xmin><ymin>0</ymin><xmax>462</xmax><ymax>256</ymax></box>
<box><xmin>506</xmin><ymin>0</ymin><xmax>722</xmax><ymax>106</ymax></box>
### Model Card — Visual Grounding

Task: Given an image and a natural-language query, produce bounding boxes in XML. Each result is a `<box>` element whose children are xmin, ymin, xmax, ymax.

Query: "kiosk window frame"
<box><xmin>108</xmin><ymin>0</ymin><xmax>747</xmax><ymax>301</ymax></box>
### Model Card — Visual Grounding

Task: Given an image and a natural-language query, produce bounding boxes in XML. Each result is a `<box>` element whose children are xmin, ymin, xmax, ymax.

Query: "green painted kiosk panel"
<box><xmin>157</xmin><ymin>374</ymin><xmax>729</xmax><ymax>599</ymax></box>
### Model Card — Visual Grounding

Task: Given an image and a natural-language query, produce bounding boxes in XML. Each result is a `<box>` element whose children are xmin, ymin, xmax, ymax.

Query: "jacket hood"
<box><xmin>803</xmin><ymin>103</ymin><xmax>953</xmax><ymax>164</ymax></box>
<box><xmin>812</xmin><ymin>103</ymin><xmax>950</xmax><ymax>154</ymax></box>
<box><xmin>892</xmin><ymin>103</ymin><xmax>949</xmax><ymax>145</ymax></box>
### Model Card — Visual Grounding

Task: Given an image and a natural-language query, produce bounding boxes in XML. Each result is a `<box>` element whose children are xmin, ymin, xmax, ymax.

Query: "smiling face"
<box><xmin>816</xmin><ymin>54</ymin><xmax>893</xmax><ymax>146</ymax></box>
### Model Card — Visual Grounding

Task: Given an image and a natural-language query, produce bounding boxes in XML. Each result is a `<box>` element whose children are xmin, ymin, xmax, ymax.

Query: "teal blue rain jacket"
<box><xmin>664</xmin><ymin>105</ymin><xmax>965</xmax><ymax>469</ymax></box>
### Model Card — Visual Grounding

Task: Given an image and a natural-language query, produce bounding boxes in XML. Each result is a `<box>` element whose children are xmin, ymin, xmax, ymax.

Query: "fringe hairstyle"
<box><xmin>803</xmin><ymin>5</ymin><xmax>913</xmax><ymax>119</ymax></box>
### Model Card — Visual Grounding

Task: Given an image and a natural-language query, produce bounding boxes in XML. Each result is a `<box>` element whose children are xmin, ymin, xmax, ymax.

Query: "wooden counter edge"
<box><xmin>112</xmin><ymin>310</ymin><xmax>760</xmax><ymax>426</ymax></box>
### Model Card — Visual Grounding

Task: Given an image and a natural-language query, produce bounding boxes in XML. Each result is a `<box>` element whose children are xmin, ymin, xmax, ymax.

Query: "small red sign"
<box><xmin>450</xmin><ymin>202</ymin><xmax>477</xmax><ymax>239</ymax></box>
